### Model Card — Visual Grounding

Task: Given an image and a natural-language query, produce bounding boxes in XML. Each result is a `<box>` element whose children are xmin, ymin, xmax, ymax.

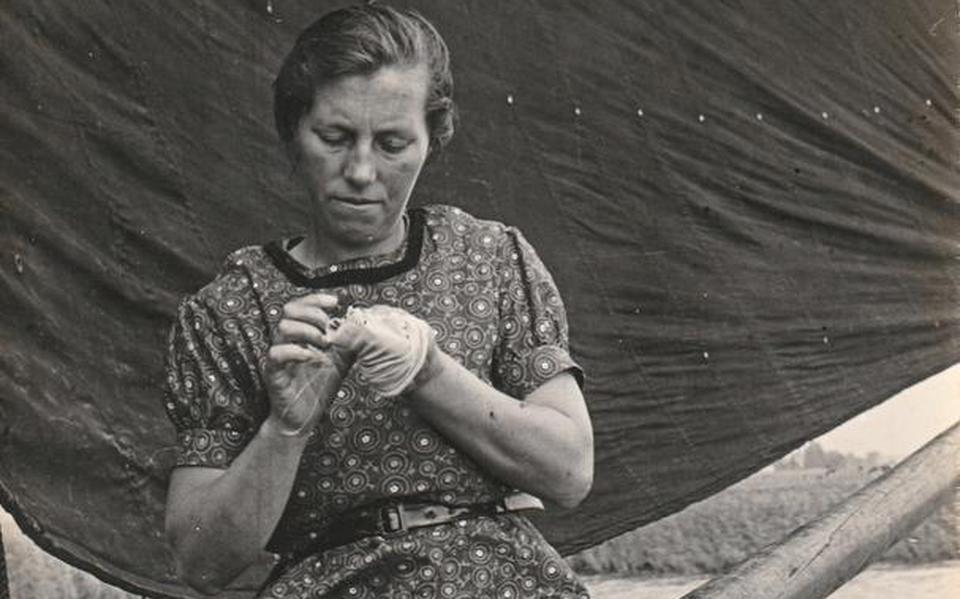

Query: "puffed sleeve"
<box><xmin>492</xmin><ymin>228</ymin><xmax>584</xmax><ymax>399</ymax></box>
<box><xmin>163</xmin><ymin>294</ymin><xmax>265</xmax><ymax>468</ymax></box>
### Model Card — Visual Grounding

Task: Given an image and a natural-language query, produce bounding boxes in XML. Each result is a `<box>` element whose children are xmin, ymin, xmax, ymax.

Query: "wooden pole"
<box><xmin>682</xmin><ymin>421</ymin><xmax>960</xmax><ymax>599</ymax></box>
<box><xmin>0</xmin><ymin>525</ymin><xmax>8</xmax><ymax>599</ymax></box>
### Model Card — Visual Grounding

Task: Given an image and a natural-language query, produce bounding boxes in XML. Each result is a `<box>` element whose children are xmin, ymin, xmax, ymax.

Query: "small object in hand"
<box><xmin>343</xmin><ymin>305</ymin><xmax>433</xmax><ymax>396</ymax></box>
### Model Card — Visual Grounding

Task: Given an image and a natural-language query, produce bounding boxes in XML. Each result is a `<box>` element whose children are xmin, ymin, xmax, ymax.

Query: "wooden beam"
<box><xmin>682</xmin><ymin>421</ymin><xmax>960</xmax><ymax>599</ymax></box>
<box><xmin>0</xmin><ymin>525</ymin><xmax>7</xmax><ymax>599</ymax></box>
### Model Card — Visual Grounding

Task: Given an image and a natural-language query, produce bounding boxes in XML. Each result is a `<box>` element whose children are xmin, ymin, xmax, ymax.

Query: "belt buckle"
<box><xmin>379</xmin><ymin>504</ymin><xmax>405</xmax><ymax>534</ymax></box>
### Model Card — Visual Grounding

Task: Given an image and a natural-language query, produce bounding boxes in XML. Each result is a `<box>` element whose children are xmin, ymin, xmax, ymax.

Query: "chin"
<box><xmin>330</xmin><ymin>220</ymin><xmax>392</xmax><ymax>248</ymax></box>
<box><xmin>314</xmin><ymin>200</ymin><xmax>406</xmax><ymax>252</ymax></box>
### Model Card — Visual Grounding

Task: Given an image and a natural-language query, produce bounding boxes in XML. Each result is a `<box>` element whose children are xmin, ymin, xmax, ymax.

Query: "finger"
<box><xmin>276</xmin><ymin>319</ymin><xmax>329</xmax><ymax>348</ymax></box>
<box><xmin>289</xmin><ymin>293</ymin><xmax>339</xmax><ymax>310</ymax></box>
<box><xmin>324</xmin><ymin>318</ymin><xmax>366</xmax><ymax>351</ymax></box>
<box><xmin>267</xmin><ymin>343</ymin><xmax>325</xmax><ymax>365</ymax></box>
<box><xmin>367</xmin><ymin>304</ymin><xmax>407</xmax><ymax>318</ymax></box>
<box><xmin>283</xmin><ymin>303</ymin><xmax>332</xmax><ymax>331</ymax></box>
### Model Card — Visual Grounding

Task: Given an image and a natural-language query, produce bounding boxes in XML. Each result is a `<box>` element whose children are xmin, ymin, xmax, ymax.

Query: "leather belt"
<box><xmin>265</xmin><ymin>493</ymin><xmax>544</xmax><ymax>587</ymax></box>
<box><xmin>379</xmin><ymin>492</ymin><xmax>544</xmax><ymax>533</ymax></box>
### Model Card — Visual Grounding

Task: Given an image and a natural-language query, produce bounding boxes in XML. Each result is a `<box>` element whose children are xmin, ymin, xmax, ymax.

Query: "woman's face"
<box><xmin>291</xmin><ymin>64</ymin><xmax>431</xmax><ymax>253</ymax></box>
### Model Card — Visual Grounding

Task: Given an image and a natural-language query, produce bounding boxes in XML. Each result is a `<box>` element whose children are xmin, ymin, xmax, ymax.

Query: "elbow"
<box><xmin>170</xmin><ymin>545</ymin><xmax>232</xmax><ymax>595</ymax></box>
<box><xmin>176</xmin><ymin>559</ymin><xmax>228</xmax><ymax>596</ymax></box>
<box><xmin>545</xmin><ymin>427</ymin><xmax>594</xmax><ymax>509</ymax></box>
<box><xmin>553</xmin><ymin>464</ymin><xmax>593</xmax><ymax>509</ymax></box>
<box><xmin>183</xmin><ymin>574</ymin><xmax>226</xmax><ymax>596</ymax></box>
<box><xmin>166</xmin><ymin>522</ymin><xmax>233</xmax><ymax>595</ymax></box>
<box><xmin>546</xmin><ymin>449</ymin><xmax>593</xmax><ymax>509</ymax></box>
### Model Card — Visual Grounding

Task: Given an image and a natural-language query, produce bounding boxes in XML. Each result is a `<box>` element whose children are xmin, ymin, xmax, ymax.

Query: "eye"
<box><xmin>378</xmin><ymin>135</ymin><xmax>412</xmax><ymax>154</ymax></box>
<box><xmin>314</xmin><ymin>128</ymin><xmax>349</xmax><ymax>146</ymax></box>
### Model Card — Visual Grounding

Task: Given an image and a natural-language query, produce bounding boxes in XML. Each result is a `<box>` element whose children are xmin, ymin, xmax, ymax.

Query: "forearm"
<box><xmin>164</xmin><ymin>292</ymin><xmax>351</xmax><ymax>593</ymax></box>
<box><xmin>166</xmin><ymin>418</ymin><xmax>309</xmax><ymax>593</ymax></box>
<box><xmin>407</xmin><ymin>349</ymin><xmax>593</xmax><ymax>508</ymax></box>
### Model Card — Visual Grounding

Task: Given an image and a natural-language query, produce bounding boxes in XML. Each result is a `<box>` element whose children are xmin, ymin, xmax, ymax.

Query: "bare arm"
<box><xmin>164</xmin><ymin>421</ymin><xmax>311</xmax><ymax>594</ymax></box>
<box><xmin>407</xmin><ymin>345</ymin><xmax>593</xmax><ymax>508</ymax></box>
<box><xmin>164</xmin><ymin>293</ymin><xmax>348</xmax><ymax>594</ymax></box>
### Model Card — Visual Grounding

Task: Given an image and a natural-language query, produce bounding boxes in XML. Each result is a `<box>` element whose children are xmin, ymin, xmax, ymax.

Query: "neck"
<box><xmin>294</xmin><ymin>215</ymin><xmax>407</xmax><ymax>268</ymax></box>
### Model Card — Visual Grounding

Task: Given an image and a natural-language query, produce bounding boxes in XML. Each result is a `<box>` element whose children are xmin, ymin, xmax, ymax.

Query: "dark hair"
<box><xmin>273</xmin><ymin>3</ymin><xmax>455</xmax><ymax>154</ymax></box>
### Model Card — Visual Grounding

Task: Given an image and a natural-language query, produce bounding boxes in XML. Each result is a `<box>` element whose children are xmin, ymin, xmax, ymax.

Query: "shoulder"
<box><xmin>176</xmin><ymin>245</ymin><xmax>270</xmax><ymax>317</ymax></box>
<box><xmin>417</xmin><ymin>205</ymin><xmax>556</xmax><ymax>292</ymax></box>
<box><xmin>419</xmin><ymin>204</ymin><xmax>525</xmax><ymax>253</ymax></box>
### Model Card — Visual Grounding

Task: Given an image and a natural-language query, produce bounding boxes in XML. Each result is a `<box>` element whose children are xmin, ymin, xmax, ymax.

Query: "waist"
<box><xmin>268</xmin><ymin>493</ymin><xmax>544</xmax><ymax>582</ymax></box>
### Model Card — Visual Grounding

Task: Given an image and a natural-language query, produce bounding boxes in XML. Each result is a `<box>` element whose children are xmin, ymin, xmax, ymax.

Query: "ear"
<box><xmin>424</xmin><ymin>135</ymin><xmax>441</xmax><ymax>162</ymax></box>
<box><xmin>283</xmin><ymin>140</ymin><xmax>301</xmax><ymax>175</ymax></box>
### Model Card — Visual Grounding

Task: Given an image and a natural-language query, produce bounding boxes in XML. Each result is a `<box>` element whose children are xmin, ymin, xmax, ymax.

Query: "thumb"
<box><xmin>324</xmin><ymin>318</ymin><xmax>367</xmax><ymax>356</ymax></box>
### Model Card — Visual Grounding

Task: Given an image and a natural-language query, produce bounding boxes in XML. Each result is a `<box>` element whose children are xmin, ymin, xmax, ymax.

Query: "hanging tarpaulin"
<box><xmin>1</xmin><ymin>1</ymin><xmax>958</xmax><ymax>597</ymax></box>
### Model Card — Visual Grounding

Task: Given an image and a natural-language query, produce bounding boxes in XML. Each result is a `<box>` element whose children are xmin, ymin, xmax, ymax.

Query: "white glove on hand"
<box><xmin>332</xmin><ymin>305</ymin><xmax>435</xmax><ymax>397</ymax></box>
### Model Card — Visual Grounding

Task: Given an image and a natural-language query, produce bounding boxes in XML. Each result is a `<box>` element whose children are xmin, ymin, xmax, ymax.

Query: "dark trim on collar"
<box><xmin>264</xmin><ymin>208</ymin><xmax>426</xmax><ymax>288</ymax></box>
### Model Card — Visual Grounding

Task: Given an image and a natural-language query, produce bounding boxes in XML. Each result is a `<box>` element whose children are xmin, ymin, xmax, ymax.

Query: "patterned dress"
<box><xmin>163</xmin><ymin>205</ymin><xmax>590</xmax><ymax>598</ymax></box>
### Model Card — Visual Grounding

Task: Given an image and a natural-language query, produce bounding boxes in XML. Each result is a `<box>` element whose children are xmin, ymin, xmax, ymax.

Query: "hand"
<box><xmin>263</xmin><ymin>293</ymin><xmax>353</xmax><ymax>436</ymax></box>
<box><xmin>326</xmin><ymin>305</ymin><xmax>438</xmax><ymax>396</ymax></box>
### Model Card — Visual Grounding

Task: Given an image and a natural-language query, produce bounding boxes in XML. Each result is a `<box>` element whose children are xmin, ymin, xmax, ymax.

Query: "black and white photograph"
<box><xmin>1</xmin><ymin>2</ymin><xmax>958</xmax><ymax>598</ymax></box>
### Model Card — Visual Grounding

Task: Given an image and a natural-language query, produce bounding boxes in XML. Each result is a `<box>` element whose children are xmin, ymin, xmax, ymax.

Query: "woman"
<box><xmin>162</xmin><ymin>4</ymin><xmax>593</xmax><ymax>597</ymax></box>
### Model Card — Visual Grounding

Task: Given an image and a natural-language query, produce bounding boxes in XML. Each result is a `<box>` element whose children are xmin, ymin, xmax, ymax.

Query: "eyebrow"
<box><xmin>310</xmin><ymin>119</ymin><xmax>417</xmax><ymax>137</ymax></box>
<box><xmin>306</xmin><ymin>103</ymin><xmax>422</xmax><ymax>133</ymax></box>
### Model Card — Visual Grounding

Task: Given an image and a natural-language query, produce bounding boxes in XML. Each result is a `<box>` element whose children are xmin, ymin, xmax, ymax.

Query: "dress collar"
<box><xmin>264</xmin><ymin>208</ymin><xmax>426</xmax><ymax>288</ymax></box>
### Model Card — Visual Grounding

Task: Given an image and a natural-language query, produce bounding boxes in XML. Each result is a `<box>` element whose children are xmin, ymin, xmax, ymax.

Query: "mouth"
<box><xmin>330</xmin><ymin>195</ymin><xmax>382</xmax><ymax>206</ymax></box>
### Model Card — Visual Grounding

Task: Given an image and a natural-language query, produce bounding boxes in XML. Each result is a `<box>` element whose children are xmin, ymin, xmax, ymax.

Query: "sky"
<box><xmin>815</xmin><ymin>362</ymin><xmax>960</xmax><ymax>459</ymax></box>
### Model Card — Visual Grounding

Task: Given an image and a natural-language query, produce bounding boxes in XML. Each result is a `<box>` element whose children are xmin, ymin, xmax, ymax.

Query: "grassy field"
<box><xmin>568</xmin><ymin>467</ymin><xmax>958</xmax><ymax>576</ymax></box>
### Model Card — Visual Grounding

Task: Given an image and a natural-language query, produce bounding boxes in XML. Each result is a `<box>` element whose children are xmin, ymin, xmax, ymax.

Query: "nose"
<box><xmin>343</xmin><ymin>143</ymin><xmax>376</xmax><ymax>188</ymax></box>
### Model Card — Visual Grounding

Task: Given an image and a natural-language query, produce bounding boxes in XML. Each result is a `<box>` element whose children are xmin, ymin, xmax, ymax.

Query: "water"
<box><xmin>583</xmin><ymin>561</ymin><xmax>960</xmax><ymax>599</ymax></box>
